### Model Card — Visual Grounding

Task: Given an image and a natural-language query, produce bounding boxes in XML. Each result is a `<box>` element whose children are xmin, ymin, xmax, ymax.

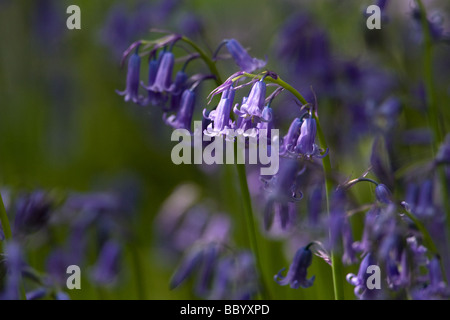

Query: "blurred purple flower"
<box><xmin>14</xmin><ymin>191</ymin><xmax>53</xmax><ymax>236</ymax></box>
<box><xmin>274</xmin><ymin>245</ymin><xmax>315</xmax><ymax>289</ymax></box>
<box><xmin>225</xmin><ymin>39</ymin><xmax>266</xmax><ymax>73</ymax></box>
<box><xmin>91</xmin><ymin>241</ymin><xmax>121</xmax><ymax>286</ymax></box>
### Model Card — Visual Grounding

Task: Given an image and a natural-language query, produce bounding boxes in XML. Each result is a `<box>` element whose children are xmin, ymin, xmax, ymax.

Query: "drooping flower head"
<box><xmin>224</xmin><ymin>39</ymin><xmax>266</xmax><ymax>73</ymax></box>
<box><xmin>91</xmin><ymin>241</ymin><xmax>121</xmax><ymax>286</ymax></box>
<box><xmin>144</xmin><ymin>51</ymin><xmax>175</xmax><ymax>93</ymax></box>
<box><xmin>165</xmin><ymin>89</ymin><xmax>196</xmax><ymax>132</ymax></box>
<box><xmin>233</xmin><ymin>79</ymin><xmax>266</xmax><ymax>123</ymax></box>
<box><xmin>274</xmin><ymin>245</ymin><xmax>315</xmax><ymax>289</ymax></box>
<box><xmin>262</xmin><ymin>158</ymin><xmax>302</xmax><ymax>230</ymax></box>
<box><xmin>116</xmin><ymin>50</ymin><xmax>144</xmax><ymax>104</ymax></box>
<box><xmin>280</xmin><ymin>118</ymin><xmax>302</xmax><ymax>155</ymax></box>
<box><xmin>203</xmin><ymin>87</ymin><xmax>235</xmax><ymax>137</ymax></box>
<box><xmin>346</xmin><ymin>252</ymin><xmax>380</xmax><ymax>299</ymax></box>
<box><xmin>375</xmin><ymin>184</ymin><xmax>392</xmax><ymax>204</ymax></box>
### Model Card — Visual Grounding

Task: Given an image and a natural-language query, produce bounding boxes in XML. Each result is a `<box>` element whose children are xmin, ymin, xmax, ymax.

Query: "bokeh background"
<box><xmin>1</xmin><ymin>0</ymin><xmax>449</xmax><ymax>300</ymax></box>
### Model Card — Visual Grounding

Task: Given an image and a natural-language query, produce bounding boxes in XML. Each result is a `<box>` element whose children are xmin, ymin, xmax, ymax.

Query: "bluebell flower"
<box><xmin>274</xmin><ymin>245</ymin><xmax>315</xmax><ymax>289</ymax></box>
<box><xmin>307</xmin><ymin>186</ymin><xmax>323</xmax><ymax>226</ymax></box>
<box><xmin>263</xmin><ymin>159</ymin><xmax>302</xmax><ymax>230</ymax></box>
<box><xmin>203</xmin><ymin>88</ymin><xmax>235</xmax><ymax>137</ymax></box>
<box><xmin>233</xmin><ymin>80</ymin><xmax>266</xmax><ymax>123</ymax></box>
<box><xmin>329</xmin><ymin>189</ymin><xmax>357</xmax><ymax>265</ymax></box>
<box><xmin>195</xmin><ymin>244</ymin><xmax>219</xmax><ymax>296</ymax></box>
<box><xmin>14</xmin><ymin>190</ymin><xmax>53</xmax><ymax>236</ymax></box>
<box><xmin>295</xmin><ymin>118</ymin><xmax>317</xmax><ymax>156</ymax></box>
<box><xmin>170</xmin><ymin>244</ymin><xmax>218</xmax><ymax>291</ymax></box>
<box><xmin>209</xmin><ymin>251</ymin><xmax>258</xmax><ymax>300</ymax></box>
<box><xmin>91</xmin><ymin>241</ymin><xmax>121</xmax><ymax>286</ymax></box>
<box><xmin>144</xmin><ymin>51</ymin><xmax>174</xmax><ymax>93</ymax></box>
<box><xmin>411</xmin><ymin>7</ymin><xmax>449</xmax><ymax>43</ymax></box>
<box><xmin>225</xmin><ymin>39</ymin><xmax>266</xmax><ymax>73</ymax></box>
<box><xmin>353</xmin><ymin>207</ymin><xmax>380</xmax><ymax>254</ymax></box>
<box><xmin>46</xmin><ymin>249</ymin><xmax>74</xmax><ymax>286</ymax></box>
<box><xmin>285</xmin><ymin>117</ymin><xmax>327</xmax><ymax>159</ymax></box>
<box><xmin>375</xmin><ymin>184</ymin><xmax>392</xmax><ymax>204</ymax></box>
<box><xmin>280</xmin><ymin>118</ymin><xmax>301</xmax><ymax>155</ymax></box>
<box><xmin>426</xmin><ymin>257</ymin><xmax>449</xmax><ymax>296</ymax></box>
<box><xmin>256</xmin><ymin>106</ymin><xmax>274</xmax><ymax>142</ymax></box>
<box><xmin>116</xmin><ymin>52</ymin><xmax>143</xmax><ymax>104</ymax></box>
<box><xmin>165</xmin><ymin>89</ymin><xmax>196</xmax><ymax>132</ymax></box>
<box><xmin>386</xmin><ymin>251</ymin><xmax>410</xmax><ymax>290</ymax></box>
<box><xmin>142</xmin><ymin>57</ymin><xmax>166</xmax><ymax>106</ymax></box>
<box><xmin>414</xmin><ymin>180</ymin><xmax>435</xmax><ymax>219</ymax></box>
<box><xmin>346</xmin><ymin>253</ymin><xmax>381</xmax><ymax>299</ymax></box>
<box><xmin>171</xmin><ymin>206</ymin><xmax>209</xmax><ymax>254</ymax></box>
<box><xmin>413</xmin><ymin>256</ymin><xmax>450</xmax><ymax>299</ymax></box>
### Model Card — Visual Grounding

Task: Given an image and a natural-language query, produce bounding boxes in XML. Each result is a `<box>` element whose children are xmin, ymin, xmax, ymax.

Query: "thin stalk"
<box><xmin>180</xmin><ymin>36</ymin><xmax>222</xmax><ymax>86</ymax></box>
<box><xmin>130</xmin><ymin>244</ymin><xmax>146</xmax><ymax>300</ymax></box>
<box><xmin>236</xmin><ymin>159</ymin><xmax>270</xmax><ymax>300</ymax></box>
<box><xmin>0</xmin><ymin>194</ymin><xmax>27</xmax><ymax>300</ymax></box>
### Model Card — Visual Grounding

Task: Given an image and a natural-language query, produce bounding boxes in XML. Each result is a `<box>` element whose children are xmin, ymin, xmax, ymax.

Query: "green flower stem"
<box><xmin>180</xmin><ymin>36</ymin><xmax>223</xmax><ymax>86</ymax></box>
<box><xmin>236</xmin><ymin>161</ymin><xmax>270</xmax><ymax>300</ymax></box>
<box><xmin>237</xmin><ymin>72</ymin><xmax>345</xmax><ymax>300</ymax></box>
<box><xmin>0</xmin><ymin>194</ymin><xmax>27</xmax><ymax>300</ymax></box>
<box><xmin>416</xmin><ymin>0</ymin><xmax>442</xmax><ymax>148</ymax></box>
<box><xmin>130</xmin><ymin>244</ymin><xmax>146</xmax><ymax>300</ymax></box>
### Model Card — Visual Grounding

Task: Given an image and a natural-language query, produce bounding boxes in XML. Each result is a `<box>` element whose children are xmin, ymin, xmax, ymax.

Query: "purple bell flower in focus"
<box><xmin>142</xmin><ymin>57</ymin><xmax>165</xmax><ymax>106</ymax></box>
<box><xmin>233</xmin><ymin>80</ymin><xmax>266</xmax><ymax>122</ymax></box>
<box><xmin>116</xmin><ymin>51</ymin><xmax>143</xmax><ymax>104</ymax></box>
<box><xmin>280</xmin><ymin>118</ymin><xmax>302</xmax><ymax>155</ymax></box>
<box><xmin>294</xmin><ymin>117</ymin><xmax>327</xmax><ymax>158</ymax></box>
<box><xmin>225</xmin><ymin>39</ymin><xmax>266</xmax><ymax>73</ymax></box>
<box><xmin>274</xmin><ymin>245</ymin><xmax>315</xmax><ymax>289</ymax></box>
<box><xmin>203</xmin><ymin>88</ymin><xmax>235</xmax><ymax>137</ymax></box>
<box><xmin>165</xmin><ymin>89</ymin><xmax>196</xmax><ymax>132</ymax></box>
